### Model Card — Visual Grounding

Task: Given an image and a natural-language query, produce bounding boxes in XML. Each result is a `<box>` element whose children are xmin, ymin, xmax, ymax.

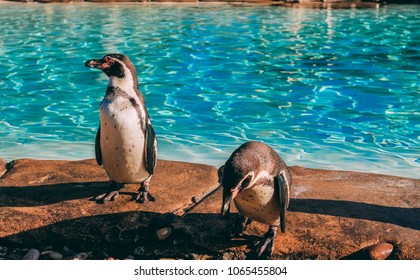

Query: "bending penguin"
<box><xmin>220</xmin><ymin>141</ymin><xmax>291</xmax><ymax>258</ymax></box>
<box><xmin>85</xmin><ymin>54</ymin><xmax>157</xmax><ymax>204</ymax></box>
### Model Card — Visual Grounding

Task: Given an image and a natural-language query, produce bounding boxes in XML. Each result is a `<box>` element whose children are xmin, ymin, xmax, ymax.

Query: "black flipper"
<box><xmin>274</xmin><ymin>171</ymin><xmax>290</xmax><ymax>233</ymax></box>
<box><xmin>221</xmin><ymin>184</ymin><xmax>233</xmax><ymax>216</ymax></box>
<box><xmin>145</xmin><ymin>121</ymin><xmax>157</xmax><ymax>175</ymax></box>
<box><xmin>95</xmin><ymin>125</ymin><xmax>102</xmax><ymax>166</ymax></box>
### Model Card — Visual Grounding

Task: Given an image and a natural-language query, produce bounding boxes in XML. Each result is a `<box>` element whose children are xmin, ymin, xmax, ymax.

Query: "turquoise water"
<box><xmin>0</xmin><ymin>3</ymin><xmax>419</xmax><ymax>179</ymax></box>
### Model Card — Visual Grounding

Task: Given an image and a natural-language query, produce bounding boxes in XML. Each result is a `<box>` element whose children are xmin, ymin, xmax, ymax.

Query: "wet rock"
<box><xmin>40</xmin><ymin>250</ymin><xmax>52</xmax><ymax>258</ymax></box>
<box><xmin>133</xmin><ymin>247</ymin><xmax>145</xmax><ymax>256</ymax></box>
<box><xmin>156</xmin><ymin>227</ymin><xmax>172</xmax><ymax>241</ymax></box>
<box><xmin>69</xmin><ymin>252</ymin><xmax>90</xmax><ymax>260</ymax></box>
<box><xmin>367</xmin><ymin>243</ymin><xmax>394</xmax><ymax>260</ymax></box>
<box><xmin>96</xmin><ymin>250</ymin><xmax>110</xmax><ymax>260</ymax></box>
<box><xmin>48</xmin><ymin>251</ymin><xmax>63</xmax><ymax>260</ymax></box>
<box><xmin>341</xmin><ymin>243</ymin><xmax>394</xmax><ymax>260</ymax></box>
<box><xmin>22</xmin><ymin>248</ymin><xmax>40</xmax><ymax>260</ymax></box>
<box><xmin>43</xmin><ymin>245</ymin><xmax>53</xmax><ymax>251</ymax></box>
<box><xmin>7</xmin><ymin>248</ymin><xmax>24</xmax><ymax>260</ymax></box>
<box><xmin>39</xmin><ymin>246</ymin><xmax>54</xmax><ymax>258</ymax></box>
<box><xmin>62</xmin><ymin>246</ymin><xmax>74</xmax><ymax>257</ymax></box>
<box><xmin>0</xmin><ymin>246</ymin><xmax>8</xmax><ymax>257</ymax></box>
<box><xmin>151</xmin><ymin>212</ymin><xmax>178</xmax><ymax>229</ymax></box>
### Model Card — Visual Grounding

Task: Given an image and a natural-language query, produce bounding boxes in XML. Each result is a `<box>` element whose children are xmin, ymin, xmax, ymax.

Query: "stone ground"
<box><xmin>0</xmin><ymin>158</ymin><xmax>419</xmax><ymax>260</ymax></box>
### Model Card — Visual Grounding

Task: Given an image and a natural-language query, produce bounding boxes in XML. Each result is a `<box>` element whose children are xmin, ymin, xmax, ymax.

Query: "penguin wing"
<box><xmin>274</xmin><ymin>170</ymin><xmax>291</xmax><ymax>233</ymax></box>
<box><xmin>95</xmin><ymin>125</ymin><xmax>102</xmax><ymax>166</ymax></box>
<box><xmin>144</xmin><ymin>121</ymin><xmax>157</xmax><ymax>175</ymax></box>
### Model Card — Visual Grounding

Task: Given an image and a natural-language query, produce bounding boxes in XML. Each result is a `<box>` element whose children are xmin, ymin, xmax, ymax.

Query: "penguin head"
<box><xmin>85</xmin><ymin>54</ymin><xmax>138</xmax><ymax>83</ymax></box>
<box><xmin>220</xmin><ymin>163</ymin><xmax>255</xmax><ymax>217</ymax></box>
<box><xmin>221</xmin><ymin>141</ymin><xmax>273</xmax><ymax>217</ymax></box>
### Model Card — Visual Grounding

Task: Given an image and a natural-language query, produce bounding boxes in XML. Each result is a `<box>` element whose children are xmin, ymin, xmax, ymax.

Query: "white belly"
<box><xmin>100</xmin><ymin>101</ymin><xmax>149</xmax><ymax>183</ymax></box>
<box><xmin>234</xmin><ymin>183</ymin><xmax>280</xmax><ymax>226</ymax></box>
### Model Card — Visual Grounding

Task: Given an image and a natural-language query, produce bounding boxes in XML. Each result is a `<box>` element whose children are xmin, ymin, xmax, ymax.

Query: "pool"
<box><xmin>0</xmin><ymin>3</ymin><xmax>419</xmax><ymax>179</ymax></box>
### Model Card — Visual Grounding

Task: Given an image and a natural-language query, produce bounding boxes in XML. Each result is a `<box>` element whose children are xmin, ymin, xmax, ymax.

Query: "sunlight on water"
<box><xmin>0</xmin><ymin>3</ymin><xmax>419</xmax><ymax>179</ymax></box>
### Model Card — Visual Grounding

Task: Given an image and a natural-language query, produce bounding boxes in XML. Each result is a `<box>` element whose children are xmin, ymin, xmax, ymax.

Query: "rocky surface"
<box><xmin>0</xmin><ymin>157</ymin><xmax>418</xmax><ymax>260</ymax></box>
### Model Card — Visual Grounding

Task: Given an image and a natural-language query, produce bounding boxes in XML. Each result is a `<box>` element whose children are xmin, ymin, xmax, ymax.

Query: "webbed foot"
<box><xmin>252</xmin><ymin>226</ymin><xmax>277</xmax><ymax>259</ymax></box>
<box><xmin>229</xmin><ymin>216</ymin><xmax>252</xmax><ymax>237</ymax></box>
<box><xmin>135</xmin><ymin>179</ymin><xmax>155</xmax><ymax>204</ymax></box>
<box><xmin>95</xmin><ymin>181</ymin><xmax>122</xmax><ymax>204</ymax></box>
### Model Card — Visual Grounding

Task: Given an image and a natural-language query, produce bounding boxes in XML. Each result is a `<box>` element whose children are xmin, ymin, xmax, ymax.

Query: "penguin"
<box><xmin>85</xmin><ymin>54</ymin><xmax>157</xmax><ymax>204</ymax></box>
<box><xmin>220</xmin><ymin>141</ymin><xmax>291</xmax><ymax>258</ymax></box>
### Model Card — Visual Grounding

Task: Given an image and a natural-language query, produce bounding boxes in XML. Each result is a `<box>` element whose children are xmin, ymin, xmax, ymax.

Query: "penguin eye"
<box><xmin>104</xmin><ymin>56</ymin><xmax>115</xmax><ymax>66</ymax></box>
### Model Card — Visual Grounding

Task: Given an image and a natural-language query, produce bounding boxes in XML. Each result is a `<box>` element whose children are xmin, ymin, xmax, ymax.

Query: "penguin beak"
<box><xmin>221</xmin><ymin>186</ymin><xmax>239</xmax><ymax>217</ymax></box>
<box><xmin>85</xmin><ymin>59</ymin><xmax>104</xmax><ymax>69</ymax></box>
<box><xmin>85</xmin><ymin>57</ymin><xmax>114</xmax><ymax>70</ymax></box>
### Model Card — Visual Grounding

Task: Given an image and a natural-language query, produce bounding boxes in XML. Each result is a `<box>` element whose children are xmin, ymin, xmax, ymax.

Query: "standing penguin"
<box><xmin>220</xmin><ymin>141</ymin><xmax>291</xmax><ymax>258</ymax></box>
<box><xmin>85</xmin><ymin>54</ymin><xmax>157</xmax><ymax>204</ymax></box>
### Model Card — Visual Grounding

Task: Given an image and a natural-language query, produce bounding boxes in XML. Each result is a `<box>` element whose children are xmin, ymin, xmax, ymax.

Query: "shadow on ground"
<box><xmin>0</xmin><ymin>182</ymin><xmax>111</xmax><ymax>207</ymax></box>
<box><xmin>289</xmin><ymin>198</ymin><xmax>420</xmax><ymax>230</ymax></box>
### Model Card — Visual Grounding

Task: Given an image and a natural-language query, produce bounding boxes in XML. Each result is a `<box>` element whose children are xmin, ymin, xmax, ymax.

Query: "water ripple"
<box><xmin>0</xmin><ymin>3</ymin><xmax>419</xmax><ymax>179</ymax></box>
